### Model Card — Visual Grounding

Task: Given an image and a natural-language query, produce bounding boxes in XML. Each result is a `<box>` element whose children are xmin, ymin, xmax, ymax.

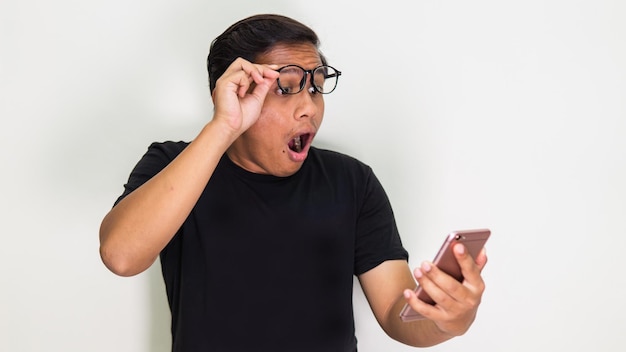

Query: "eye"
<box><xmin>276</xmin><ymin>87</ymin><xmax>291</xmax><ymax>95</ymax></box>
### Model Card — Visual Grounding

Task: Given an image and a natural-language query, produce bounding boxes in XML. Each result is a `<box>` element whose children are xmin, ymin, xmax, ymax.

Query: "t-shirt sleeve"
<box><xmin>114</xmin><ymin>141</ymin><xmax>187</xmax><ymax>206</ymax></box>
<box><xmin>353</xmin><ymin>168</ymin><xmax>409</xmax><ymax>276</ymax></box>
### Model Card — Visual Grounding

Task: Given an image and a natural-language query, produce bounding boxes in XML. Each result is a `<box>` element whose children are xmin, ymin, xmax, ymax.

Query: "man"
<box><xmin>99</xmin><ymin>14</ymin><xmax>487</xmax><ymax>351</ymax></box>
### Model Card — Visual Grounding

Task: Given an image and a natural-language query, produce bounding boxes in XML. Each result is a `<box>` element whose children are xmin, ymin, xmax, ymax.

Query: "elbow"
<box><xmin>99</xmin><ymin>227</ymin><xmax>152</xmax><ymax>277</ymax></box>
<box><xmin>99</xmin><ymin>244</ymin><xmax>145</xmax><ymax>277</ymax></box>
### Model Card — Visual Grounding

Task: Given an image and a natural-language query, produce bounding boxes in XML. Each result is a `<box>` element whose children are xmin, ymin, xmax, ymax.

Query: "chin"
<box><xmin>265</xmin><ymin>157</ymin><xmax>306</xmax><ymax>177</ymax></box>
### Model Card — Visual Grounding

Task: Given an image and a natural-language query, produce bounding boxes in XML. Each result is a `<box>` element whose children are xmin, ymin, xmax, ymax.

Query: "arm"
<box><xmin>358</xmin><ymin>244</ymin><xmax>488</xmax><ymax>347</ymax></box>
<box><xmin>99</xmin><ymin>59</ymin><xmax>279</xmax><ymax>276</ymax></box>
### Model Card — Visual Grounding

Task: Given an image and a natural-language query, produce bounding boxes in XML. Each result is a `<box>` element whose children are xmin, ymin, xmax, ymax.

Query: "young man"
<box><xmin>100</xmin><ymin>14</ymin><xmax>488</xmax><ymax>351</ymax></box>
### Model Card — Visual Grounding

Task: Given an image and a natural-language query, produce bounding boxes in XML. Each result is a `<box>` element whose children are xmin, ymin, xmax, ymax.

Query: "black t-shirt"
<box><xmin>116</xmin><ymin>142</ymin><xmax>408</xmax><ymax>352</ymax></box>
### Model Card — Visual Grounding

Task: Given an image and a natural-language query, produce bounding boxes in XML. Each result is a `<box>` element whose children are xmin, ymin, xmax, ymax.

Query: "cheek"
<box><xmin>314</xmin><ymin>100</ymin><xmax>325</xmax><ymax>126</ymax></box>
<box><xmin>257</xmin><ymin>108</ymin><xmax>286</xmax><ymax>129</ymax></box>
<box><xmin>253</xmin><ymin>110</ymin><xmax>289</xmax><ymax>141</ymax></box>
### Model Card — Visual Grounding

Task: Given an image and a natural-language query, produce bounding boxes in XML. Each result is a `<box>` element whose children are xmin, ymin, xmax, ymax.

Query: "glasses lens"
<box><xmin>277</xmin><ymin>66</ymin><xmax>306</xmax><ymax>94</ymax></box>
<box><xmin>313</xmin><ymin>66</ymin><xmax>339</xmax><ymax>94</ymax></box>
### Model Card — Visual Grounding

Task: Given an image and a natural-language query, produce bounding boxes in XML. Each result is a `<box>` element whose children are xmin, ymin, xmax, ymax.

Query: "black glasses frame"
<box><xmin>275</xmin><ymin>64</ymin><xmax>342</xmax><ymax>95</ymax></box>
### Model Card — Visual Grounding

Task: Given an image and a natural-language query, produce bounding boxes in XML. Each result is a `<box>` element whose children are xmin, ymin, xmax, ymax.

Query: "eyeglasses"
<box><xmin>276</xmin><ymin>65</ymin><xmax>342</xmax><ymax>95</ymax></box>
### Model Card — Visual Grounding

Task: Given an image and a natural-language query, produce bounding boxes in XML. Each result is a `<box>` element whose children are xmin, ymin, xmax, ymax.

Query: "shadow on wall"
<box><xmin>149</xmin><ymin>261</ymin><xmax>172</xmax><ymax>352</ymax></box>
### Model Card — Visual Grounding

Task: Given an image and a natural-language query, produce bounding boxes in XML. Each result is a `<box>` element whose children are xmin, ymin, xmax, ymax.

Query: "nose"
<box><xmin>293</xmin><ymin>86</ymin><xmax>322</xmax><ymax>121</ymax></box>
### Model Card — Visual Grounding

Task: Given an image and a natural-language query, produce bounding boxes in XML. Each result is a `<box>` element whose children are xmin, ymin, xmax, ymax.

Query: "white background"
<box><xmin>2</xmin><ymin>0</ymin><xmax>625</xmax><ymax>351</ymax></box>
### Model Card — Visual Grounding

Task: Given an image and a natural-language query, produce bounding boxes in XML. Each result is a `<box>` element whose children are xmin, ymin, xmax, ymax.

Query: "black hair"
<box><xmin>207</xmin><ymin>14</ymin><xmax>326</xmax><ymax>93</ymax></box>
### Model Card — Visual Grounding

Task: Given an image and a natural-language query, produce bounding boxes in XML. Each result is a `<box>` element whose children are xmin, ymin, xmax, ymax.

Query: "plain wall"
<box><xmin>1</xmin><ymin>0</ymin><xmax>625</xmax><ymax>351</ymax></box>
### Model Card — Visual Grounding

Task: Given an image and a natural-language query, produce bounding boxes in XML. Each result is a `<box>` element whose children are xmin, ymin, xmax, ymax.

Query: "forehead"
<box><xmin>256</xmin><ymin>43</ymin><xmax>322</xmax><ymax>68</ymax></box>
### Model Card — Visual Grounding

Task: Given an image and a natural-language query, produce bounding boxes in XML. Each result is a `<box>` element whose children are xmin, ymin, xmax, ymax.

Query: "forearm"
<box><xmin>99</xmin><ymin>119</ymin><xmax>236</xmax><ymax>276</ymax></box>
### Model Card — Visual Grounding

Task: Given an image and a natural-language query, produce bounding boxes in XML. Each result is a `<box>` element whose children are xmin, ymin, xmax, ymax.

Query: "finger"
<box><xmin>248</xmin><ymin>65</ymin><xmax>280</xmax><ymax>97</ymax></box>
<box><xmin>238</xmin><ymin>64</ymin><xmax>280</xmax><ymax>98</ymax></box>
<box><xmin>409</xmin><ymin>266</ymin><xmax>465</xmax><ymax>322</ymax></box>
<box><xmin>453</xmin><ymin>243</ymin><xmax>484</xmax><ymax>286</ymax></box>
<box><xmin>451</xmin><ymin>244</ymin><xmax>486</xmax><ymax>303</ymax></box>
<box><xmin>256</xmin><ymin>64</ymin><xmax>280</xmax><ymax>82</ymax></box>
<box><xmin>215</xmin><ymin>69</ymin><xmax>253</xmax><ymax>98</ymax></box>
<box><xmin>402</xmin><ymin>288</ymin><xmax>439</xmax><ymax>320</ymax></box>
<box><xmin>223</xmin><ymin>57</ymin><xmax>256</xmax><ymax>76</ymax></box>
<box><xmin>237</xmin><ymin>75</ymin><xmax>254</xmax><ymax>98</ymax></box>
<box><xmin>415</xmin><ymin>262</ymin><xmax>482</xmax><ymax>324</ymax></box>
<box><xmin>414</xmin><ymin>262</ymin><xmax>459</xmax><ymax>308</ymax></box>
<box><xmin>219</xmin><ymin>59</ymin><xmax>262</xmax><ymax>96</ymax></box>
<box><xmin>228</xmin><ymin>60</ymin><xmax>278</xmax><ymax>84</ymax></box>
<box><xmin>475</xmin><ymin>247</ymin><xmax>488</xmax><ymax>271</ymax></box>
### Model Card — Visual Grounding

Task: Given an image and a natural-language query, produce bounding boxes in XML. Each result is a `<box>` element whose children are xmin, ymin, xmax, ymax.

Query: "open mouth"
<box><xmin>288</xmin><ymin>133</ymin><xmax>311</xmax><ymax>153</ymax></box>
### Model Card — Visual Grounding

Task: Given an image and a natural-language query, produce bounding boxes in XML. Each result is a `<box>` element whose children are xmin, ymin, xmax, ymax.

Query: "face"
<box><xmin>226</xmin><ymin>43</ymin><xmax>325</xmax><ymax>177</ymax></box>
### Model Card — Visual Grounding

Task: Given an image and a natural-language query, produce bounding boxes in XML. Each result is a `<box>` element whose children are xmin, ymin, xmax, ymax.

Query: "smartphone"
<box><xmin>399</xmin><ymin>229</ymin><xmax>491</xmax><ymax>322</ymax></box>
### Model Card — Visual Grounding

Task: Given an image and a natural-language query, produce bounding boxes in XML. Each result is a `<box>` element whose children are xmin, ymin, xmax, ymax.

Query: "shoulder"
<box><xmin>113</xmin><ymin>141</ymin><xmax>190</xmax><ymax>205</ymax></box>
<box><xmin>130</xmin><ymin>141</ymin><xmax>190</xmax><ymax>172</ymax></box>
<box><xmin>145</xmin><ymin>140</ymin><xmax>190</xmax><ymax>160</ymax></box>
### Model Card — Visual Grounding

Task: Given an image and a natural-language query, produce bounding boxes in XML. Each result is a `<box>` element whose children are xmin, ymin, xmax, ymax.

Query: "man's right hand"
<box><xmin>211</xmin><ymin>57</ymin><xmax>279</xmax><ymax>137</ymax></box>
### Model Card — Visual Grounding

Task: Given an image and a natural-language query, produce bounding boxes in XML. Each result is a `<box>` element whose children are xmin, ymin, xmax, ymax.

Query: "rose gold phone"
<box><xmin>399</xmin><ymin>229</ymin><xmax>491</xmax><ymax>322</ymax></box>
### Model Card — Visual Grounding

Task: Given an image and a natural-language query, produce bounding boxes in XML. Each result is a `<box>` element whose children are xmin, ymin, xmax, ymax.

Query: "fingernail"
<box><xmin>455</xmin><ymin>244</ymin><xmax>466</xmax><ymax>255</ymax></box>
<box><xmin>421</xmin><ymin>262</ymin><xmax>432</xmax><ymax>272</ymax></box>
<box><xmin>404</xmin><ymin>289</ymin><xmax>412</xmax><ymax>299</ymax></box>
<box><xmin>414</xmin><ymin>268</ymin><xmax>423</xmax><ymax>278</ymax></box>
